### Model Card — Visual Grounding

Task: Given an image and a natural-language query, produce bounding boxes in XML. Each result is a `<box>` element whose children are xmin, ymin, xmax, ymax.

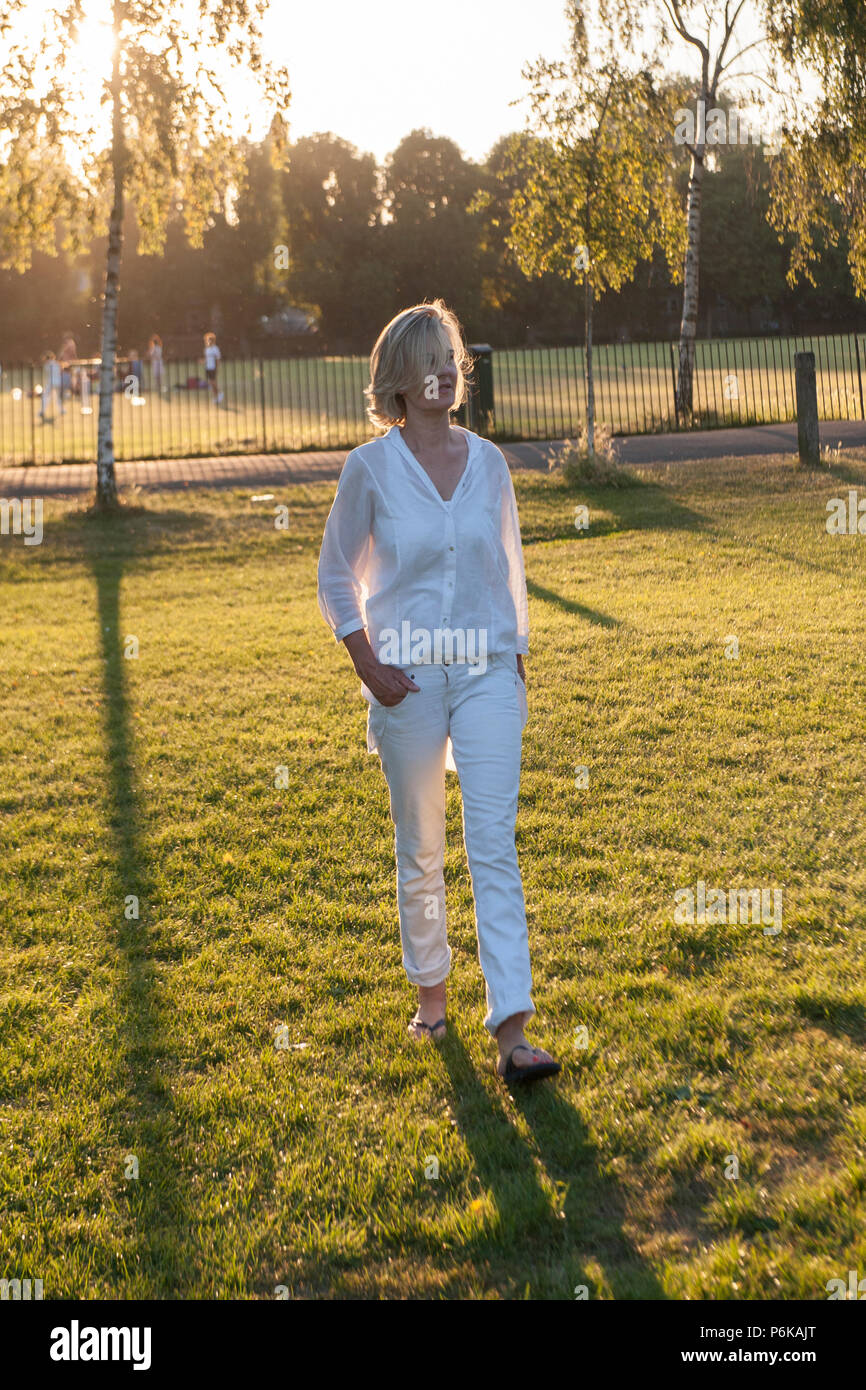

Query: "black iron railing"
<box><xmin>1</xmin><ymin>333</ymin><xmax>863</xmax><ymax>466</ymax></box>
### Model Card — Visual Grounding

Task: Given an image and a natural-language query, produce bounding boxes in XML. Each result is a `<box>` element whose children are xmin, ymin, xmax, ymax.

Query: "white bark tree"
<box><xmin>504</xmin><ymin>2</ymin><xmax>685</xmax><ymax>453</ymax></box>
<box><xmin>656</xmin><ymin>1</ymin><xmax>768</xmax><ymax>417</ymax></box>
<box><xmin>0</xmin><ymin>0</ymin><xmax>291</xmax><ymax>509</ymax></box>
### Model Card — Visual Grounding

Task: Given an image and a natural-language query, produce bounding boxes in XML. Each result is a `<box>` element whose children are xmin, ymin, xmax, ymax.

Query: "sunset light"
<box><xmin>0</xmin><ymin>0</ymin><xmax>864</xmax><ymax>1342</ymax></box>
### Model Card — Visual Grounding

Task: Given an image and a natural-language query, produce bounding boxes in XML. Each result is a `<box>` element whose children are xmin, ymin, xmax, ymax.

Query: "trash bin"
<box><xmin>456</xmin><ymin>344</ymin><xmax>494</xmax><ymax>434</ymax></box>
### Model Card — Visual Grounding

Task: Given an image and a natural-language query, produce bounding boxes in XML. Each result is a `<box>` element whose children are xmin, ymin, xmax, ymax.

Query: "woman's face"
<box><xmin>402</xmin><ymin>344</ymin><xmax>459</xmax><ymax>415</ymax></box>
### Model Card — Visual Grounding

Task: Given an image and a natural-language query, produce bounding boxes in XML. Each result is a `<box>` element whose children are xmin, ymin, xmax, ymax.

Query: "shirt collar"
<box><xmin>386</xmin><ymin>424</ymin><xmax>475</xmax><ymax>506</ymax></box>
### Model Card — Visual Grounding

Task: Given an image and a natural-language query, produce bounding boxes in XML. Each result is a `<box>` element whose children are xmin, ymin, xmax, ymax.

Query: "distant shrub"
<box><xmin>550</xmin><ymin>423</ymin><xmax>632</xmax><ymax>487</ymax></box>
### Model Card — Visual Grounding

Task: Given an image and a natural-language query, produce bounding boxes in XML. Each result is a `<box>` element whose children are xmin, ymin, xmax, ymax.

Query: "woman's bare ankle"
<box><xmin>496</xmin><ymin>1012</ymin><xmax>528</xmax><ymax>1053</ymax></box>
<box><xmin>416</xmin><ymin>981</ymin><xmax>446</xmax><ymax>1021</ymax></box>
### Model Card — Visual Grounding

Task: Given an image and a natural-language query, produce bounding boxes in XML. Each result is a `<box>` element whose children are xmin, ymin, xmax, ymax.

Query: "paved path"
<box><xmin>615</xmin><ymin>418</ymin><xmax>866</xmax><ymax>465</ymax></box>
<box><xmin>0</xmin><ymin>420</ymin><xmax>863</xmax><ymax>498</ymax></box>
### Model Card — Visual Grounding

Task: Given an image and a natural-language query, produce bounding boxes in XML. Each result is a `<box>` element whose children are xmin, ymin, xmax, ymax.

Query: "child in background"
<box><xmin>128</xmin><ymin>348</ymin><xmax>144</xmax><ymax>394</ymax></box>
<box><xmin>203</xmin><ymin>332</ymin><xmax>223</xmax><ymax>404</ymax></box>
<box><xmin>58</xmin><ymin>332</ymin><xmax>77</xmax><ymax>399</ymax></box>
<box><xmin>147</xmin><ymin>334</ymin><xmax>164</xmax><ymax>393</ymax></box>
<box><xmin>39</xmin><ymin>351</ymin><xmax>64</xmax><ymax>421</ymax></box>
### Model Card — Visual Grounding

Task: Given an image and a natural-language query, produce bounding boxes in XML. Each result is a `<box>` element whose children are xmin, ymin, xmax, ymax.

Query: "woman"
<box><xmin>317</xmin><ymin>300</ymin><xmax>560</xmax><ymax>1086</ymax></box>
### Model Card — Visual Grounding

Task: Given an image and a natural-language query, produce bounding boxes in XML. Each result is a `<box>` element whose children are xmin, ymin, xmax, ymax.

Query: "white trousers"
<box><xmin>366</xmin><ymin>652</ymin><xmax>534</xmax><ymax>1037</ymax></box>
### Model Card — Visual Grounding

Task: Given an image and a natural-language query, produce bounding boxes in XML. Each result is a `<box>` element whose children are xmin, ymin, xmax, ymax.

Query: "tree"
<box><xmin>0</xmin><ymin>0</ymin><xmax>290</xmax><ymax>509</ymax></box>
<box><xmin>646</xmin><ymin>1</ymin><xmax>772</xmax><ymax>416</ymax></box>
<box><xmin>471</xmin><ymin>133</ymin><xmax>583</xmax><ymax>345</ymax></box>
<box><xmin>201</xmin><ymin>120</ymin><xmax>292</xmax><ymax>341</ymax></box>
<box><xmin>280</xmin><ymin>133</ymin><xmax>391</xmax><ymax>346</ymax></box>
<box><xmin>382</xmin><ymin>130</ymin><xmax>485</xmax><ymax>331</ymax></box>
<box><xmin>504</xmin><ymin>1</ymin><xmax>685</xmax><ymax>451</ymax></box>
<box><xmin>762</xmin><ymin>0</ymin><xmax>866</xmax><ymax>297</ymax></box>
<box><xmin>696</xmin><ymin>134</ymin><xmax>787</xmax><ymax>331</ymax></box>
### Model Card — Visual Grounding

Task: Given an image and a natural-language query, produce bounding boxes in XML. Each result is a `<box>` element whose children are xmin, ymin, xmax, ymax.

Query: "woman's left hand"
<box><xmin>516</xmin><ymin>654</ymin><xmax>526</xmax><ymax>684</ymax></box>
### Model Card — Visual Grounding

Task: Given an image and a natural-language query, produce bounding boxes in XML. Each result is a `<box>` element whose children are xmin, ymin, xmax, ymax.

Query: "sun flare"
<box><xmin>69</xmin><ymin>14</ymin><xmax>116</xmax><ymax>94</ymax></box>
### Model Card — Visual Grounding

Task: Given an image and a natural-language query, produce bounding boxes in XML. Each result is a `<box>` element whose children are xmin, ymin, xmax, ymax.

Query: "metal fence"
<box><xmin>490</xmin><ymin>334</ymin><xmax>866</xmax><ymax>439</ymax></box>
<box><xmin>1</xmin><ymin>332</ymin><xmax>863</xmax><ymax>466</ymax></box>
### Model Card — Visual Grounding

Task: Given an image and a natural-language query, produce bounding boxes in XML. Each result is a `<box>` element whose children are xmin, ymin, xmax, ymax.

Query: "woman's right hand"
<box><xmin>359</xmin><ymin>658</ymin><xmax>420</xmax><ymax>707</ymax></box>
<box><xmin>343</xmin><ymin>629</ymin><xmax>420</xmax><ymax>705</ymax></box>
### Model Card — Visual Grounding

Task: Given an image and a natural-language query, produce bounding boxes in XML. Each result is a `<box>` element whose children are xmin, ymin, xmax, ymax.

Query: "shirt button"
<box><xmin>449</xmin><ymin>545</ymin><xmax>454</xmax><ymax>551</ymax></box>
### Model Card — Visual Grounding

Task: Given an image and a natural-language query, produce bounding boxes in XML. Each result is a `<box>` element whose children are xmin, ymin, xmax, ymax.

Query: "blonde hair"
<box><xmin>364</xmin><ymin>299</ymin><xmax>473</xmax><ymax>432</ymax></box>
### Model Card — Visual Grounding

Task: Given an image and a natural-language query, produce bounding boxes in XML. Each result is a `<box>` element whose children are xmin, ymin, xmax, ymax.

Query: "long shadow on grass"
<box><xmin>439</xmin><ymin>1031</ymin><xmax>666</xmax><ymax>1298</ymax></box>
<box><xmin>794</xmin><ymin>994</ymin><xmax>866</xmax><ymax>1044</ymax></box>
<box><xmin>84</xmin><ymin>505</ymin><xmax>197</xmax><ymax>1295</ymax></box>
<box><xmin>522</xmin><ymin>474</ymin><xmax>707</xmax><ymax>547</ymax></box>
<box><xmin>526</xmin><ymin>579</ymin><xmax>619</xmax><ymax>628</ymax></box>
<box><xmin>819</xmin><ymin>458</ymin><xmax>866</xmax><ymax>488</ymax></box>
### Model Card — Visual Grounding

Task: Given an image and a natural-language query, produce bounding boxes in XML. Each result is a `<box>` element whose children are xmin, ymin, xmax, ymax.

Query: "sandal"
<box><xmin>498</xmin><ymin>1044</ymin><xmax>561</xmax><ymax>1085</ymax></box>
<box><xmin>408</xmin><ymin>1015</ymin><xmax>447</xmax><ymax>1042</ymax></box>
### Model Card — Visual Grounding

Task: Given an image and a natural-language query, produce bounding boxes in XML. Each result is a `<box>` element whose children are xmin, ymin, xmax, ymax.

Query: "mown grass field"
<box><xmin>1</xmin><ymin>332</ymin><xmax>863</xmax><ymax>464</ymax></box>
<box><xmin>1</xmin><ymin>449</ymin><xmax>865</xmax><ymax>1299</ymax></box>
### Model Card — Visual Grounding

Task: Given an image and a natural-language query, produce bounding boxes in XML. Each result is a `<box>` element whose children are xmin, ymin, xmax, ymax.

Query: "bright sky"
<box><xmin>262</xmin><ymin>0</ymin><xmax>574</xmax><ymax>163</ymax></box>
<box><xmin>5</xmin><ymin>0</ymin><xmax>818</xmax><ymax>168</ymax></box>
<box><xmin>263</xmin><ymin>0</ymin><xmax>813</xmax><ymax>163</ymax></box>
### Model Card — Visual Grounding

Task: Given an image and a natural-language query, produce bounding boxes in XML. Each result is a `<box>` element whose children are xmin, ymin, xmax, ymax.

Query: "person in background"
<box><xmin>39</xmin><ymin>351</ymin><xmax>64</xmax><ymax>421</ymax></box>
<box><xmin>147</xmin><ymin>334</ymin><xmax>164</xmax><ymax>394</ymax></box>
<box><xmin>58</xmin><ymin>332</ymin><xmax>77</xmax><ymax>400</ymax></box>
<box><xmin>128</xmin><ymin>348</ymin><xmax>144</xmax><ymax>395</ymax></box>
<box><xmin>203</xmin><ymin>331</ymin><xmax>223</xmax><ymax>404</ymax></box>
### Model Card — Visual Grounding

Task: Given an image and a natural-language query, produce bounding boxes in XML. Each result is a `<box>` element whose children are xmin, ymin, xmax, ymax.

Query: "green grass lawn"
<box><xmin>1</xmin><ymin>450</ymin><xmax>865</xmax><ymax>1299</ymax></box>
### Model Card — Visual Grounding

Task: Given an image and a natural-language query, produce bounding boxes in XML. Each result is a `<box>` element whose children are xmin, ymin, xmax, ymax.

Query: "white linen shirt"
<box><xmin>316</xmin><ymin>424</ymin><xmax>529</xmax><ymax>669</ymax></box>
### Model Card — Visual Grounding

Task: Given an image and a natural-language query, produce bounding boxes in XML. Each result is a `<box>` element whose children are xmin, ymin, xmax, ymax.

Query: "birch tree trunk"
<box><xmin>676</xmin><ymin>139</ymin><xmax>705</xmax><ymax>419</ymax></box>
<box><xmin>665</xmin><ymin>0</ymin><xmax>747</xmax><ymax>420</ymax></box>
<box><xmin>95</xmin><ymin>8</ymin><xmax>123</xmax><ymax>511</ymax></box>
<box><xmin>585</xmin><ymin>273</ymin><xmax>595</xmax><ymax>454</ymax></box>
